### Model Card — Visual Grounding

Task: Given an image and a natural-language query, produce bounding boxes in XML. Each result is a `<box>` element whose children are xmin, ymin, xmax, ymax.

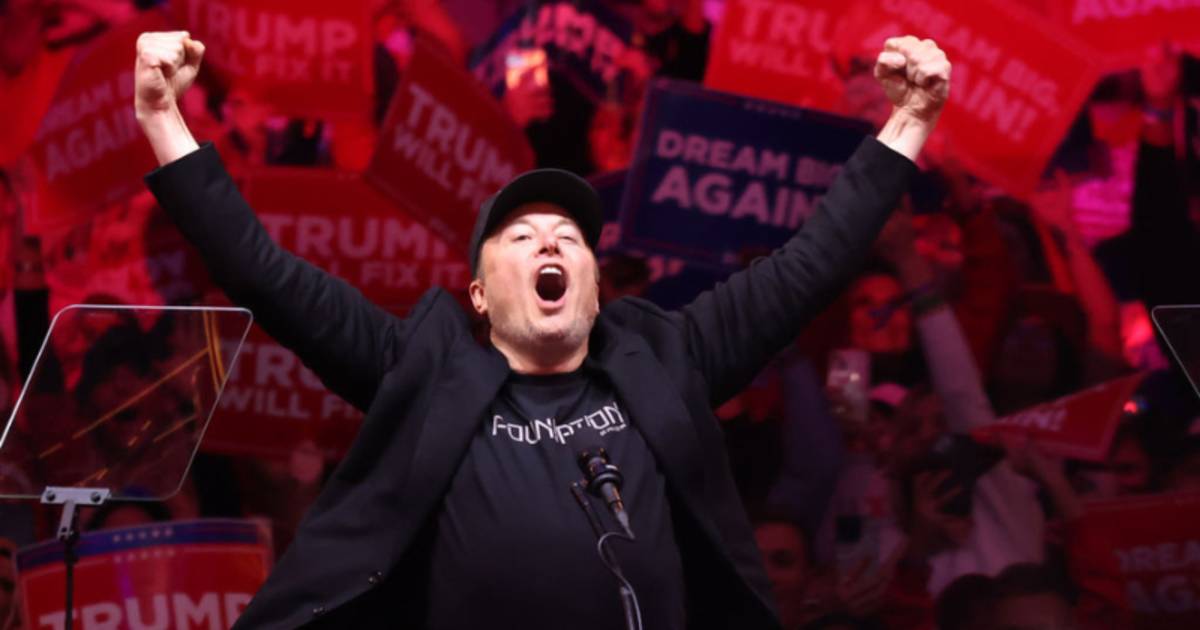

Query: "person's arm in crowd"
<box><xmin>875</xmin><ymin>209</ymin><xmax>993</xmax><ymax>432</ymax></box>
<box><xmin>135</xmin><ymin>32</ymin><xmax>419</xmax><ymax>411</ymax></box>
<box><xmin>1032</xmin><ymin>172</ymin><xmax>1124</xmax><ymax>362</ymax></box>
<box><xmin>876</xmin><ymin>211</ymin><xmax>1045</xmax><ymax>591</ymax></box>
<box><xmin>954</xmin><ymin>208</ymin><xmax>1016</xmax><ymax>374</ymax></box>
<box><xmin>934</xmin><ymin>159</ymin><xmax>1016</xmax><ymax>374</ymax></box>
<box><xmin>678</xmin><ymin>37</ymin><xmax>948</xmax><ymax>404</ymax></box>
<box><xmin>766</xmin><ymin>354</ymin><xmax>845</xmax><ymax>540</ymax></box>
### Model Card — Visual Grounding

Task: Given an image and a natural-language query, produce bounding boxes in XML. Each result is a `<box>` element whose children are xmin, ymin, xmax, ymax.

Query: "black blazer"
<box><xmin>145</xmin><ymin>138</ymin><xmax>914</xmax><ymax>629</ymax></box>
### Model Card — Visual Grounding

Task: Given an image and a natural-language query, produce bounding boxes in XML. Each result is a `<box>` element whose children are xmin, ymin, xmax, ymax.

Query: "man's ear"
<box><xmin>469</xmin><ymin>277</ymin><xmax>487</xmax><ymax>316</ymax></box>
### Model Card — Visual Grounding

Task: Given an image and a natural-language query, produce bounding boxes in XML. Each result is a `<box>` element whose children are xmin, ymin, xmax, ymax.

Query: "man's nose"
<box><xmin>537</xmin><ymin>233</ymin><xmax>561</xmax><ymax>255</ymax></box>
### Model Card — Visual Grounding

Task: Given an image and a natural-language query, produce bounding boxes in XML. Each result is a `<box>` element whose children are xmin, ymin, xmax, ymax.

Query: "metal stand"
<box><xmin>40</xmin><ymin>487</ymin><xmax>110</xmax><ymax>630</ymax></box>
<box><xmin>571</xmin><ymin>482</ymin><xmax>641</xmax><ymax>630</ymax></box>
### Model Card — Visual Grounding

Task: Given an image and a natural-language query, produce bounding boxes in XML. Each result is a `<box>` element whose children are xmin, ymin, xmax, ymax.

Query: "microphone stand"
<box><xmin>571</xmin><ymin>481</ymin><xmax>642</xmax><ymax>630</ymax></box>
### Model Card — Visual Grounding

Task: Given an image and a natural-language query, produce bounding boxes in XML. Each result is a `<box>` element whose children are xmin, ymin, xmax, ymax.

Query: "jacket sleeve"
<box><xmin>675</xmin><ymin>137</ymin><xmax>916</xmax><ymax>405</ymax></box>
<box><xmin>144</xmin><ymin>144</ymin><xmax>409</xmax><ymax>411</ymax></box>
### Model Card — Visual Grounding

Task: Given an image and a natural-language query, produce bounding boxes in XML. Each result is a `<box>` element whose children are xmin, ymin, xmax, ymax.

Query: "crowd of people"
<box><xmin>1</xmin><ymin>0</ymin><xmax>1199</xmax><ymax>629</ymax></box>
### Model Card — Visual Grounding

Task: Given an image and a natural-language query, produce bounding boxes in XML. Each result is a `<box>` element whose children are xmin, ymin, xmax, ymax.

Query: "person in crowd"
<box><xmin>756</xmin><ymin>517</ymin><xmax>822</xmax><ymax>629</ymax></box>
<box><xmin>811</xmin><ymin>205</ymin><xmax>1045</xmax><ymax>629</ymax></box>
<box><xmin>935</xmin><ymin>573</ymin><xmax>997</xmax><ymax>630</ymax></box>
<box><xmin>134</xmin><ymin>24</ymin><xmax>951</xmax><ymax>629</ymax></box>
<box><xmin>989</xmin><ymin>563</ymin><xmax>1079</xmax><ymax>630</ymax></box>
<box><xmin>1096</xmin><ymin>43</ymin><xmax>1200</xmax><ymax>310</ymax></box>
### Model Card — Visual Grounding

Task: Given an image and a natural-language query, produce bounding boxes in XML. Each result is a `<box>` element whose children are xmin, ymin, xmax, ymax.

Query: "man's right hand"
<box><xmin>135</xmin><ymin>31</ymin><xmax>205</xmax><ymax>120</ymax></box>
<box><xmin>134</xmin><ymin>31</ymin><xmax>203</xmax><ymax>165</ymax></box>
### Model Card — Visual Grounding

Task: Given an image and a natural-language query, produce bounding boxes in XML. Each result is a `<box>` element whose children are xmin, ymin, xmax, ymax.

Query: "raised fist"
<box><xmin>874</xmin><ymin>36</ymin><xmax>951</xmax><ymax>123</ymax></box>
<box><xmin>135</xmin><ymin>31</ymin><xmax>205</xmax><ymax>119</ymax></box>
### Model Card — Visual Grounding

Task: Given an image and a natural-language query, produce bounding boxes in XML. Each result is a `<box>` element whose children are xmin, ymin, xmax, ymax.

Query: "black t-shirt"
<box><xmin>425</xmin><ymin>365</ymin><xmax>686</xmax><ymax>629</ymax></box>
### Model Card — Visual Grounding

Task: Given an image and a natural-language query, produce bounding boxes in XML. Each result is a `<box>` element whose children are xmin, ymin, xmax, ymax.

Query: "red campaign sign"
<box><xmin>973</xmin><ymin>373</ymin><xmax>1145</xmax><ymax>461</ymax></box>
<box><xmin>838</xmin><ymin>0</ymin><xmax>1102</xmax><ymax>197</ymax></box>
<box><xmin>25</xmin><ymin>11</ymin><xmax>166</xmax><ymax>234</ymax></box>
<box><xmin>1070</xmin><ymin>493</ymin><xmax>1200</xmax><ymax>628</ymax></box>
<box><xmin>174</xmin><ymin>0</ymin><xmax>374</xmax><ymax>120</ymax></box>
<box><xmin>43</xmin><ymin>192</ymin><xmax>214</xmax><ymax>315</ymax></box>
<box><xmin>704</xmin><ymin>0</ymin><xmax>846</xmax><ymax>113</ymax></box>
<box><xmin>210</xmin><ymin>326</ymin><xmax>366</xmax><ymax>461</ymax></box>
<box><xmin>17</xmin><ymin>519</ymin><xmax>272</xmax><ymax>630</ymax></box>
<box><xmin>1045</xmin><ymin>0</ymin><xmax>1200</xmax><ymax>71</ymax></box>
<box><xmin>200</xmin><ymin>168</ymin><xmax>465</xmax><ymax>460</ymax></box>
<box><xmin>366</xmin><ymin>38</ymin><xmax>535</xmax><ymax>251</ymax></box>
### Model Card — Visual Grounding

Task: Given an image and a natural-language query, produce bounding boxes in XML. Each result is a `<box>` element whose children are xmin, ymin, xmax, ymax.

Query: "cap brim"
<box><xmin>480</xmin><ymin>168</ymin><xmax>603</xmax><ymax>251</ymax></box>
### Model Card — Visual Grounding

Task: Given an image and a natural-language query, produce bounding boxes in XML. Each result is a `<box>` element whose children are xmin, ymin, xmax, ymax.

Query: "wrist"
<box><xmin>876</xmin><ymin>108</ymin><xmax>938</xmax><ymax>163</ymax></box>
<box><xmin>137</xmin><ymin>104</ymin><xmax>200</xmax><ymax>166</ymax></box>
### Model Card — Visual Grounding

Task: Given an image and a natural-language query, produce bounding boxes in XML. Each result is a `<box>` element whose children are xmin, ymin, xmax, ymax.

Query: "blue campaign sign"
<box><xmin>469</xmin><ymin>0</ymin><xmax>641</xmax><ymax>102</ymax></box>
<box><xmin>619</xmin><ymin>80</ymin><xmax>872</xmax><ymax>269</ymax></box>
<box><xmin>588</xmin><ymin>168</ymin><xmax>627</xmax><ymax>256</ymax></box>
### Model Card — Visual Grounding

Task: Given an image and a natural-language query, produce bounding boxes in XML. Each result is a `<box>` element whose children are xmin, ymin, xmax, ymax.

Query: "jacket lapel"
<box><xmin>592</xmin><ymin>323</ymin><xmax>727</xmax><ymax>555</ymax></box>
<box><xmin>394</xmin><ymin>335</ymin><xmax>509</xmax><ymax>536</ymax></box>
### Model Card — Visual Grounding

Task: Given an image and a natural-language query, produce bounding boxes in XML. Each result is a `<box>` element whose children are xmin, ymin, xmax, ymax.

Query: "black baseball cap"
<box><xmin>469</xmin><ymin>168</ymin><xmax>604</xmax><ymax>276</ymax></box>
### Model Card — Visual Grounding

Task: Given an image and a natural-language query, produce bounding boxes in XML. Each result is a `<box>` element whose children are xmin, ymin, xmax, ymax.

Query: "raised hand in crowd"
<box><xmin>134</xmin><ymin>31</ymin><xmax>204</xmax><ymax>165</ymax></box>
<box><xmin>1032</xmin><ymin>170</ymin><xmax>1124</xmax><ymax>363</ymax></box>
<box><xmin>875</xmin><ymin>206</ymin><xmax>937</xmax><ymax>293</ymax></box>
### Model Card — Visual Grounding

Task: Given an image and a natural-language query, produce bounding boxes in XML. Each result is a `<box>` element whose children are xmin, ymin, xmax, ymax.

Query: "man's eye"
<box><xmin>513</xmin><ymin>234</ymin><xmax>531</xmax><ymax>241</ymax></box>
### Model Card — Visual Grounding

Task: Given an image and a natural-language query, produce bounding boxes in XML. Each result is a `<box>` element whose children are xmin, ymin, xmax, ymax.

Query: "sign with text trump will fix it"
<box><xmin>203</xmin><ymin>168</ymin><xmax>461</xmax><ymax>460</ymax></box>
<box><xmin>618</xmin><ymin>79</ymin><xmax>870</xmax><ymax>269</ymax></box>
<box><xmin>704</xmin><ymin>0</ymin><xmax>846</xmax><ymax>113</ymax></box>
<box><xmin>174</xmin><ymin>0</ymin><xmax>374</xmax><ymax>119</ymax></box>
<box><xmin>367</xmin><ymin>38</ymin><xmax>534</xmax><ymax>251</ymax></box>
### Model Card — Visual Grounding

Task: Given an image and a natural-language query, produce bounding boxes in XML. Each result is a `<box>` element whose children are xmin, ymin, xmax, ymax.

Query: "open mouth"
<box><xmin>535</xmin><ymin>264</ymin><xmax>567</xmax><ymax>303</ymax></box>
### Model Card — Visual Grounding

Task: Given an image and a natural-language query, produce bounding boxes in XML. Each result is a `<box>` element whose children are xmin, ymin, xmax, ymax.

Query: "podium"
<box><xmin>0</xmin><ymin>305</ymin><xmax>252</xmax><ymax>629</ymax></box>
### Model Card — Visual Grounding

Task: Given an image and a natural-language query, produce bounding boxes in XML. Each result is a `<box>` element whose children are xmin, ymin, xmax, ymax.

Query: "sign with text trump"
<box><xmin>174</xmin><ymin>0</ymin><xmax>374</xmax><ymax>120</ymax></box>
<box><xmin>618</xmin><ymin>80</ymin><xmax>870</xmax><ymax>269</ymax></box>
<box><xmin>704</xmin><ymin>0</ymin><xmax>846</xmax><ymax>113</ymax></box>
<box><xmin>367</xmin><ymin>38</ymin><xmax>534</xmax><ymax>251</ymax></box>
<box><xmin>17</xmin><ymin>519</ymin><xmax>272</xmax><ymax>630</ymax></box>
<box><xmin>202</xmin><ymin>168</ymin><xmax>462</xmax><ymax>460</ymax></box>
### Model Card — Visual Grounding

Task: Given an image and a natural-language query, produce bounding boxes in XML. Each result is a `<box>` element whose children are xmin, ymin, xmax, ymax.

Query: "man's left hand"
<box><xmin>874</xmin><ymin>36</ymin><xmax>951</xmax><ymax>124</ymax></box>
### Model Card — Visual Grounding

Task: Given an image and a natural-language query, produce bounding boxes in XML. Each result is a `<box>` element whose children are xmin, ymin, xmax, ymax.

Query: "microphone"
<box><xmin>577</xmin><ymin>447</ymin><xmax>634</xmax><ymax>539</ymax></box>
